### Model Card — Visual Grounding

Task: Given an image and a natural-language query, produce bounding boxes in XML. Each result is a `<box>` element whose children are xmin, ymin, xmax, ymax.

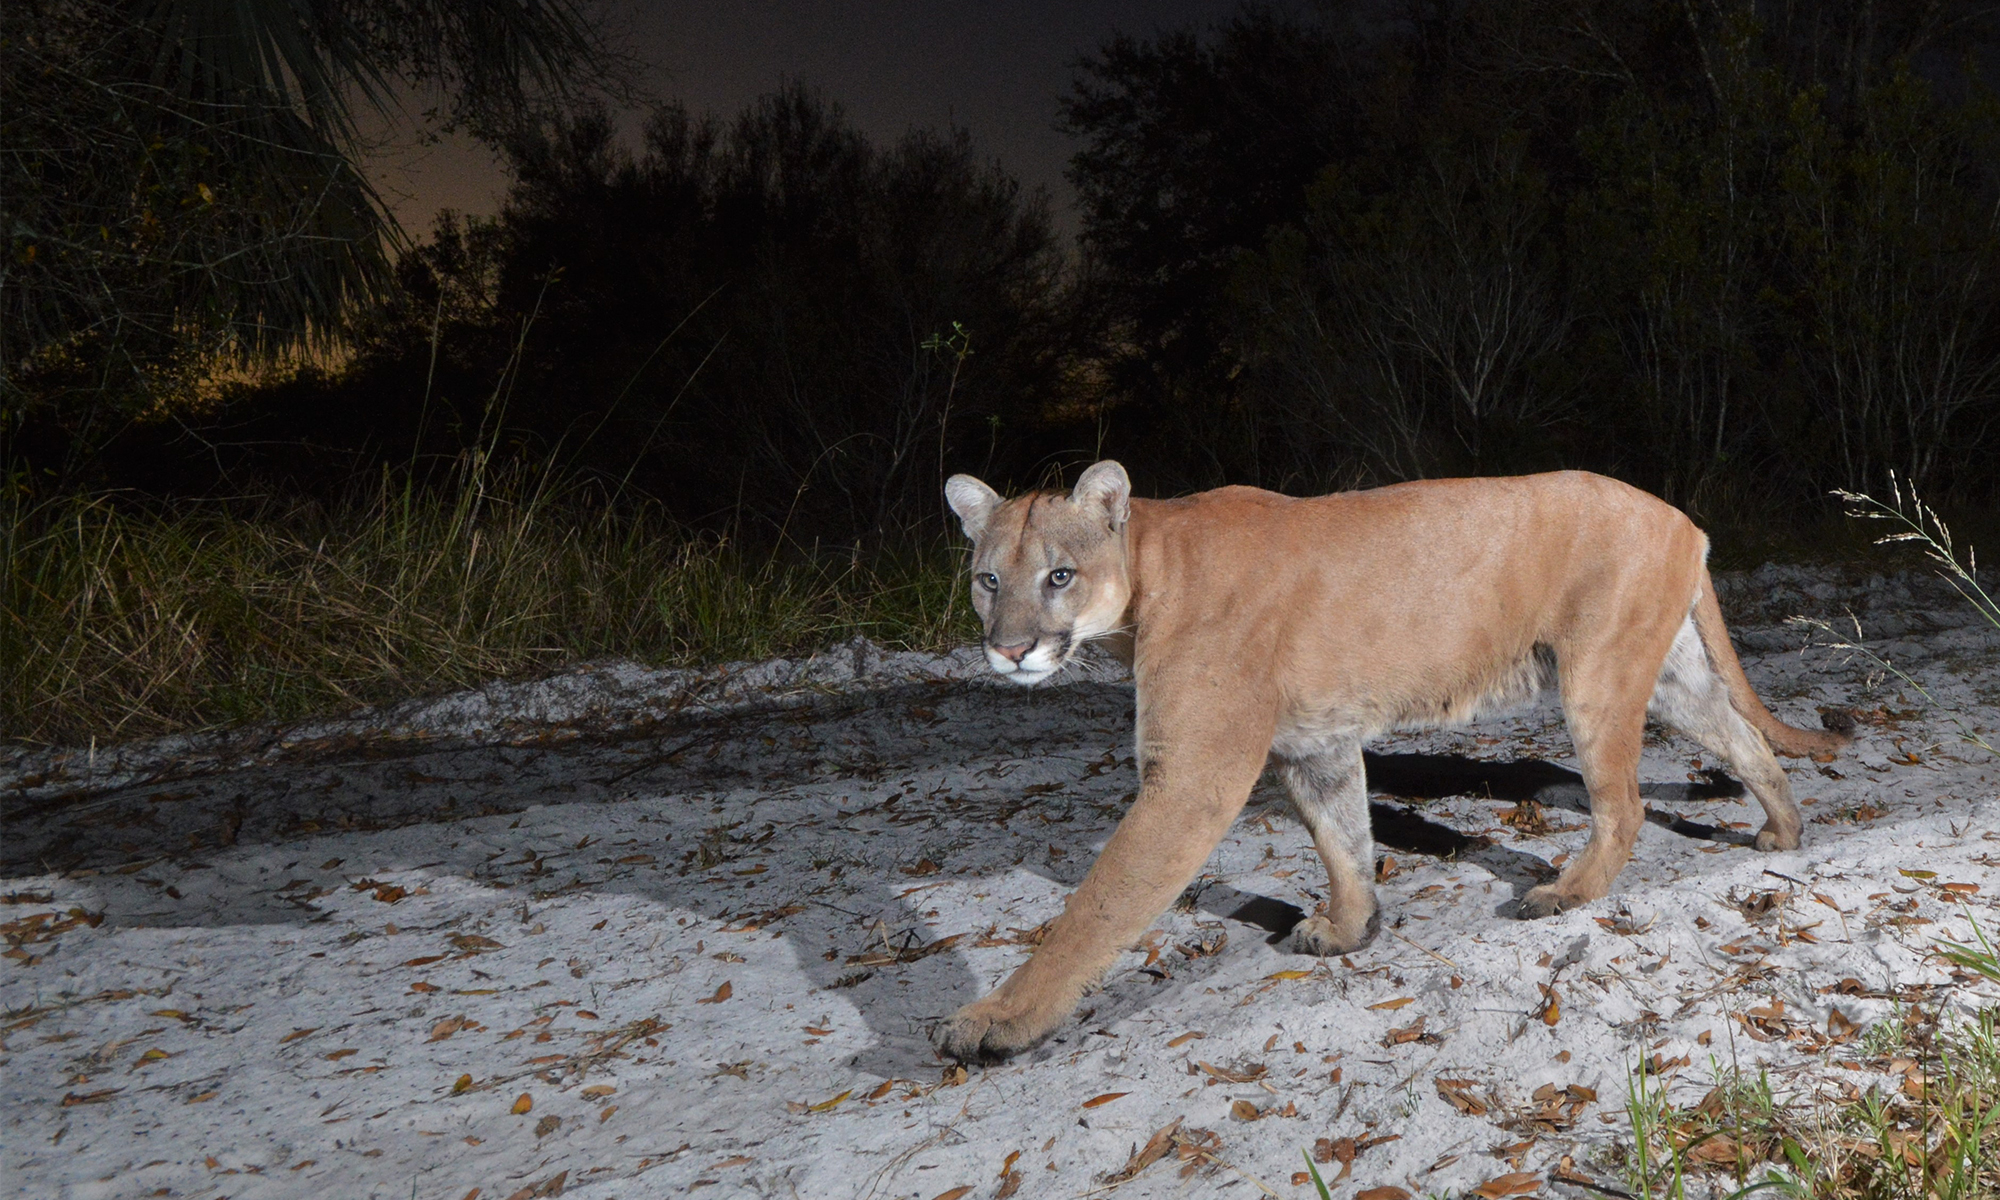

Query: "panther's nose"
<box><xmin>989</xmin><ymin>639</ymin><xmax>1035</xmax><ymax>665</ymax></box>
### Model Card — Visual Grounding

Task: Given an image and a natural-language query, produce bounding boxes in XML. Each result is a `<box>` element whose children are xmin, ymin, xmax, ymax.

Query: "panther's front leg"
<box><xmin>935</xmin><ymin>686</ymin><xmax>1274</xmax><ymax>1064</ymax></box>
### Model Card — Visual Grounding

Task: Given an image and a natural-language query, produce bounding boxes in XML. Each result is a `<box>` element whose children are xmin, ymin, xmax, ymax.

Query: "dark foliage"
<box><xmin>1057</xmin><ymin>6</ymin><xmax>1386</xmax><ymax>490</ymax></box>
<box><xmin>1069</xmin><ymin>0</ymin><xmax>2000</xmax><ymax>515</ymax></box>
<box><xmin>1</xmin><ymin>0</ymin><xmax>607</xmax><ymax>487</ymax></box>
<box><xmin>21</xmin><ymin>0</ymin><xmax>2000</xmax><ymax>544</ymax></box>
<box><xmin>94</xmin><ymin>88</ymin><xmax>1070</xmax><ymax>543</ymax></box>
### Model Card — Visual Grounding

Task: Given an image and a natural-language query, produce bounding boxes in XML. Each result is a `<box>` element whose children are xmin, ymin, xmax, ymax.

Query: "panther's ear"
<box><xmin>945</xmin><ymin>474</ymin><xmax>1003</xmax><ymax>542</ymax></box>
<box><xmin>1071</xmin><ymin>460</ymin><xmax>1131</xmax><ymax>531</ymax></box>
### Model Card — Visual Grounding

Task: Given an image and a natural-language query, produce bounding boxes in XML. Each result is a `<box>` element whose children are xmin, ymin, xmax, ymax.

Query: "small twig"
<box><xmin>1389</xmin><ymin>927</ymin><xmax>1461</xmax><ymax>968</ymax></box>
<box><xmin>1553</xmin><ymin>1169</ymin><xmax>1641</xmax><ymax>1200</ymax></box>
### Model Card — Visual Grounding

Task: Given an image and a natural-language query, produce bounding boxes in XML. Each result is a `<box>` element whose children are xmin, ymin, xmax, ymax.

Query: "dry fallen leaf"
<box><xmin>1367</xmin><ymin>997</ymin><xmax>1416</xmax><ymax>1011</ymax></box>
<box><xmin>1082</xmin><ymin>1092</ymin><xmax>1128</xmax><ymax>1108</ymax></box>
<box><xmin>1383</xmin><ymin>1015</ymin><xmax>1429</xmax><ymax>1046</ymax></box>
<box><xmin>502</xmin><ymin>1170</ymin><xmax>567</xmax><ymax>1200</ymax></box>
<box><xmin>808</xmin><ymin>1089</ymin><xmax>851</xmax><ymax>1113</ymax></box>
<box><xmin>511</xmin><ymin>1093</ymin><xmax>533</xmax><ymax>1115</ymax></box>
<box><xmin>1229</xmin><ymin>1099</ymin><xmax>1262</xmax><ymax>1121</ymax></box>
<box><xmin>1688</xmin><ymin>1135</ymin><xmax>1745</xmax><ymax>1166</ymax></box>
<box><xmin>533</xmin><ymin>1115</ymin><xmax>560</xmax><ymax>1137</ymax></box>
<box><xmin>1103</xmin><ymin>1118</ymin><xmax>1182</xmax><ymax>1184</ymax></box>
<box><xmin>1356</xmin><ymin>1188</ymin><xmax>1413</xmax><ymax>1200</ymax></box>
<box><xmin>930</xmin><ymin>1188</ymin><xmax>974</xmax><ymax>1200</ymax></box>
<box><xmin>1473</xmin><ymin>1172</ymin><xmax>1543</xmax><ymax>1198</ymax></box>
<box><xmin>696</xmin><ymin>981</ymin><xmax>733</xmax><ymax>1004</ymax></box>
<box><xmin>580</xmin><ymin>1084</ymin><xmax>614</xmax><ymax>1098</ymax></box>
<box><xmin>1196</xmin><ymin>1060</ymin><xmax>1267</xmax><ymax>1084</ymax></box>
<box><xmin>1313</xmin><ymin>1136</ymin><xmax>1362</xmax><ymax>1181</ymax></box>
<box><xmin>1166</xmin><ymin>1030</ymin><xmax>1205</xmax><ymax>1048</ymax></box>
<box><xmin>452</xmin><ymin>1074</ymin><xmax>473</xmax><ymax>1094</ymax></box>
<box><xmin>1265</xmin><ymin>969</ymin><xmax>1313</xmax><ymax>981</ymax></box>
<box><xmin>1436</xmin><ymin>1077</ymin><xmax>1489</xmax><ymax>1116</ymax></box>
<box><xmin>280</xmin><ymin>1027</ymin><xmax>317</xmax><ymax>1043</ymax></box>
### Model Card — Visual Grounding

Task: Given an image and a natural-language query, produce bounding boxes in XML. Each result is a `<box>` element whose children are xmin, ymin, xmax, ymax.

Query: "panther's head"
<box><xmin>944</xmin><ymin>461</ymin><xmax>1133</xmax><ymax>685</ymax></box>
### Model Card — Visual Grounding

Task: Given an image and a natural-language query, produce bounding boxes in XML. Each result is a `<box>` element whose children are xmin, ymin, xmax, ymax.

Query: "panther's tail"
<box><xmin>1691</xmin><ymin>562</ymin><xmax>1855</xmax><ymax>757</ymax></box>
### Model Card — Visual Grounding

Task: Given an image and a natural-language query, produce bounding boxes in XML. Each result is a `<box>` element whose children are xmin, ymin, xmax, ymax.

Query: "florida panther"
<box><xmin>933</xmin><ymin>463</ymin><xmax>1850</xmax><ymax>1063</ymax></box>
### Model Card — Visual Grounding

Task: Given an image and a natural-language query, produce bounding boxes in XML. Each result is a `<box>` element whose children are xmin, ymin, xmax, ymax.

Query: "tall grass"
<box><xmin>0</xmin><ymin>460</ymin><xmax>971</xmax><ymax>747</ymax></box>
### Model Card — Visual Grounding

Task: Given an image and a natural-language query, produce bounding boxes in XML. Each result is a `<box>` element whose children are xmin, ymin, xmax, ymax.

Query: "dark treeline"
<box><xmin>192</xmin><ymin>87</ymin><xmax>1069</xmax><ymax>542</ymax></box>
<box><xmin>38</xmin><ymin>85</ymin><xmax>1072</xmax><ymax>543</ymax></box>
<box><xmin>1075</xmin><ymin>0</ymin><xmax>2000</xmax><ymax>515</ymax></box>
<box><xmin>14</xmin><ymin>0</ymin><xmax>2000</xmax><ymax>542</ymax></box>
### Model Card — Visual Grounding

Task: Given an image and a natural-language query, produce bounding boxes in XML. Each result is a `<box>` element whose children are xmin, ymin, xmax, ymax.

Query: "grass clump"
<box><xmin>1623</xmin><ymin>922</ymin><xmax>2000</xmax><ymax>1200</ymax></box>
<box><xmin>1</xmin><ymin>461</ymin><xmax>972</xmax><ymax>747</ymax></box>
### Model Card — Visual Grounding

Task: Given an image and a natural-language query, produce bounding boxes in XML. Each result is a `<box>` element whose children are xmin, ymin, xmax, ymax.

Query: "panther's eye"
<box><xmin>1047</xmin><ymin>568</ymin><xmax>1074</xmax><ymax>588</ymax></box>
<box><xmin>976</xmin><ymin>572</ymin><xmax>999</xmax><ymax>592</ymax></box>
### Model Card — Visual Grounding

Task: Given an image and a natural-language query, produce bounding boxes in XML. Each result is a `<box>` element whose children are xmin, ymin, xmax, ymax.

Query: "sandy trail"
<box><xmin>3</xmin><ymin>564</ymin><xmax>1997</xmax><ymax>1200</ymax></box>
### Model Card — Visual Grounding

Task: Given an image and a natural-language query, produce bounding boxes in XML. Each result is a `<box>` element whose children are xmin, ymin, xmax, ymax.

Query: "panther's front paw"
<box><xmin>1291</xmin><ymin>908</ymin><xmax>1379</xmax><ymax>956</ymax></box>
<box><xmin>1753</xmin><ymin>824</ymin><xmax>1801</xmax><ymax>852</ymax></box>
<box><xmin>933</xmin><ymin>995</ymin><xmax>1063</xmax><ymax>1065</ymax></box>
<box><xmin>1518</xmin><ymin>884</ymin><xmax>1583</xmax><ymax>919</ymax></box>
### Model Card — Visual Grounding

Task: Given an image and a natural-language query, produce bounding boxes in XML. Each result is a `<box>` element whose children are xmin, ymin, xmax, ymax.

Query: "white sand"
<box><xmin>3</xmin><ymin>564</ymin><xmax>1996</xmax><ymax>1200</ymax></box>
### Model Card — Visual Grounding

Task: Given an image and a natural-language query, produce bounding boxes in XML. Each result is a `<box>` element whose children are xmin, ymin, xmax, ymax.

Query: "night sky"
<box><xmin>365</xmin><ymin>0</ymin><xmax>1244</xmax><ymax>239</ymax></box>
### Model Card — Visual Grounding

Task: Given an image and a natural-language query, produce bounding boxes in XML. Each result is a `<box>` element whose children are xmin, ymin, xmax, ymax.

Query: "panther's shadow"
<box><xmin>1176</xmin><ymin>750</ymin><xmax>1753</xmax><ymax>948</ymax></box>
<box><xmin>1049</xmin><ymin>750</ymin><xmax>1759</xmax><ymax>1058</ymax></box>
<box><xmin>1364</xmin><ymin>750</ymin><xmax>1753</xmax><ymax>837</ymax></box>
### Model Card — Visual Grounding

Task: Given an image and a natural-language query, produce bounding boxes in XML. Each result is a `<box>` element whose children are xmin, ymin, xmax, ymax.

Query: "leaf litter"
<box><xmin>1</xmin><ymin>566</ymin><xmax>1997</xmax><ymax>1197</ymax></box>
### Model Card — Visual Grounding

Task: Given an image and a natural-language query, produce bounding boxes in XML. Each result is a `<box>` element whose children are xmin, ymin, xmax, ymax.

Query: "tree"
<box><xmin>472</xmin><ymin>88</ymin><xmax>1069</xmax><ymax>539</ymax></box>
<box><xmin>1058</xmin><ymin>4</ymin><xmax>1383</xmax><ymax>489</ymax></box>
<box><xmin>159</xmin><ymin>88</ymin><xmax>1068</xmax><ymax>543</ymax></box>
<box><xmin>2</xmin><ymin>0</ymin><xmax>609</xmax><ymax>484</ymax></box>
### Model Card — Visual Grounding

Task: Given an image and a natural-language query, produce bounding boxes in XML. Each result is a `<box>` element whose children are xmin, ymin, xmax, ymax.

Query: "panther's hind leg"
<box><xmin>1649</xmin><ymin>614</ymin><xmax>1802</xmax><ymax>852</ymax></box>
<box><xmin>1278</xmin><ymin>738</ymin><xmax>1379</xmax><ymax>955</ymax></box>
<box><xmin>1522</xmin><ymin>627</ymin><xmax>1671</xmax><ymax>918</ymax></box>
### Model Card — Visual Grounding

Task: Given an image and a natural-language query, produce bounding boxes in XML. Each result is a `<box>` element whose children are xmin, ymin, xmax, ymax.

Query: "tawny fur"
<box><xmin>936</xmin><ymin>464</ymin><xmax>1849</xmax><ymax>1064</ymax></box>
